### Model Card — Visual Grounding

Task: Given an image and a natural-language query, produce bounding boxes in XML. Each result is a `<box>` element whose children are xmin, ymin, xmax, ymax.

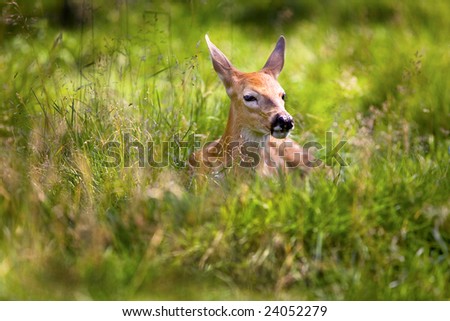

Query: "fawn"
<box><xmin>189</xmin><ymin>35</ymin><xmax>312</xmax><ymax>178</ymax></box>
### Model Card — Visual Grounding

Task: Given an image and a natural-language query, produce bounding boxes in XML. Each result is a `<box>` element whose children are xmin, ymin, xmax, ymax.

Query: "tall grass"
<box><xmin>0</xmin><ymin>0</ymin><xmax>448</xmax><ymax>299</ymax></box>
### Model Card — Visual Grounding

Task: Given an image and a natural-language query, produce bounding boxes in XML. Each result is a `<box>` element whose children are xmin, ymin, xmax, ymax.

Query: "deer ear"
<box><xmin>205</xmin><ymin>34</ymin><xmax>235</xmax><ymax>87</ymax></box>
<box><xmin>262</xmin><ymin>36</ymin><xmax>285</xmax><ymax>79</ymax></box>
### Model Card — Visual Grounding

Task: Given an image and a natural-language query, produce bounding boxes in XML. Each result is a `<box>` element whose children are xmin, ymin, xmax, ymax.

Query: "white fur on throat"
<box><xmin>239</xmin><ymin>128</ymin><xmax>269</xmax><ymax>147</ymax></box>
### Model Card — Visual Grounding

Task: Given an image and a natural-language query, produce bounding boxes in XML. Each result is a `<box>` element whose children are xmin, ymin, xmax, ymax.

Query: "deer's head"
<box><xmin>205</xmin><ymin>35</ymin><xmax>294</xmax><ymax>140</ymax></box>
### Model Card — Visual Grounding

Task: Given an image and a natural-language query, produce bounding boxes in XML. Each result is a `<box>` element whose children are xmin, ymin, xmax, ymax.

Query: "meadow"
<box><xmin>0</xmin><ymin>0</ymin><xmax>448</xmax><ymax>300</ymax></box>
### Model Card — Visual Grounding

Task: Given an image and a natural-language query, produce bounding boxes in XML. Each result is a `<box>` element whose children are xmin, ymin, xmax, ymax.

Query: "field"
<box><xmin>0</xmin><ymin>0</ymin><xmax>449</xmax><ymax>300</ymax></box>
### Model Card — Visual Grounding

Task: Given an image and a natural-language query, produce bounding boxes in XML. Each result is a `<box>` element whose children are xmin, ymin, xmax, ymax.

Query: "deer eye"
<box><xmin>243</xmin><ymin>94</ymin><xmax>257</xmax><ymax>102</ymax></box>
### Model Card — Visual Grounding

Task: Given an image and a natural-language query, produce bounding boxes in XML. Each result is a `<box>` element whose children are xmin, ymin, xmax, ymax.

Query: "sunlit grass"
<box><xmin>0</xmin><ymin>0</ymin><xmax>448</xmax><ymax>300</ymax></box>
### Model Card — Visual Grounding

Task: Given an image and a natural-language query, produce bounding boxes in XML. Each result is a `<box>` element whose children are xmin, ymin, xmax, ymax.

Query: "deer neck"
<box><xmin>219</xmin><ymin>104</ymin><xmax>268</xmax><ymax>151</ymax></box>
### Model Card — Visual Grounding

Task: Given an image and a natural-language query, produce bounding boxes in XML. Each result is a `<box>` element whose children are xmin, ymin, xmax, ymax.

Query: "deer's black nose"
<box><xmin>272</xmin><ymin>113</ymin><xmax>294</xmax><ymax>131</ymax></box>
<box><xmin>271</xmin><ymin>114</ymin><xmax>294</xmax><ymax>139</ymax></box>
<box><xmin>275</xmin><ymin>114</ymin><xmax>294</xmax><ymax>130</ymax></box>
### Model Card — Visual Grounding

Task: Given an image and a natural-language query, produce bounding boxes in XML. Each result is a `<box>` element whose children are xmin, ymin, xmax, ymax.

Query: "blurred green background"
<box><xmin>0</xmin><ymin>0</ymin><xmax>449</xmax><ymax>299</ymax></box>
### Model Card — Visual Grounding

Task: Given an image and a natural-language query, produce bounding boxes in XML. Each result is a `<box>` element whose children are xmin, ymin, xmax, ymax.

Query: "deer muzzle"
<box><xmin>271</xmin><ymin>113</ymin><xmax>294</xmax><ymax>139</ymax></box>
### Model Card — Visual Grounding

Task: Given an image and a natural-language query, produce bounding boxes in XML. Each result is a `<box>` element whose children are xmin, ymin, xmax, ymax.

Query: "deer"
<box><xmin>189</xmin><ymin>35</ymin><xmax>313</xmax><ymax>179</ymax></box>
